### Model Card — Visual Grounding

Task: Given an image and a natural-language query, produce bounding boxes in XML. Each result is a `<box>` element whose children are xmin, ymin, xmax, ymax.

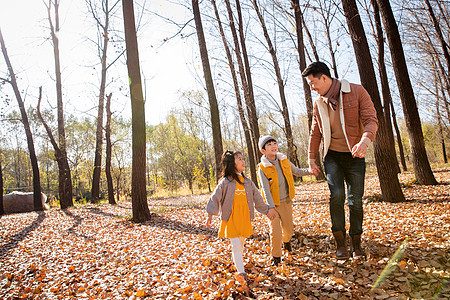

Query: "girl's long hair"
<box><xmin>221</xmin><ymin>150</ymin><xmax>245</xmax><ymax>184</ymax></box>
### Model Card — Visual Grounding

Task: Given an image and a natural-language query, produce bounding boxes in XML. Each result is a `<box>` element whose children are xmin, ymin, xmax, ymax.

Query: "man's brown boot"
<box><xmin>351</xmin><ymin>235</ymin><xmax>364</xmax><ymax>258</ymax></box>
<box><xmin>333</xmin><ymin>231</ymin><xmax>350</xmax><ymax>259</ymax></box>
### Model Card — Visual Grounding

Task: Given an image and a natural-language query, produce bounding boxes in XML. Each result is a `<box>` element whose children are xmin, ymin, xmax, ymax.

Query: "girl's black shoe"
<box><xmin>272</xmin><ymin>256</ymin><xmax>281</xmax><ymax>266</ymax></box>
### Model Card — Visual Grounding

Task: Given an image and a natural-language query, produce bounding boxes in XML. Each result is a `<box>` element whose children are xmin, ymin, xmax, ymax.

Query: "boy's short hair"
<box><xmin>259</xmin><ymin>135</ymin><xmax>277</xmax><ymax>150</ymax></box>
<box><xmin>301</xmin><ymin>61</ymin><xmax>332</xmax><ymax>79</ymax></box>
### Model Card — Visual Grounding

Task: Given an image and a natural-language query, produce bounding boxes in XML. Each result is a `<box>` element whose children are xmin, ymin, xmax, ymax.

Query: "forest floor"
<box><xmin>0</xmin><ymin>168</ymin><xmax>449</xmax><ymax>300</ymax></box>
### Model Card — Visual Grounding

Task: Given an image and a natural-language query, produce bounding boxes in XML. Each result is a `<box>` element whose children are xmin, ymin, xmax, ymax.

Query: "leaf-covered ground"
<box><xmin>1</xmin><ymin>168</ymin><xmax>449</xmax><ymax>299</ymax></box>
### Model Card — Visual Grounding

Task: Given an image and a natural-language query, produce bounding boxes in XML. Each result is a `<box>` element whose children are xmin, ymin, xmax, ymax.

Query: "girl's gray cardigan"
<box><xmin>206</xmin><ymin>176</ymin><xmax>270</xmax><ymax>222</ymax></box>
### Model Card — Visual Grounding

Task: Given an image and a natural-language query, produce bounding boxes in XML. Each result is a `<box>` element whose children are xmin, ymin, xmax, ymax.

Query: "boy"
<box><xmin>258</xmin><ymin>135</ymin><xmax>313</xmax><ymax>266</ymax></box>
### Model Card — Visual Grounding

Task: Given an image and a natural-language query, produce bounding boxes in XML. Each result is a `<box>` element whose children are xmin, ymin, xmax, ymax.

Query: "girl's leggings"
<box><xmin>230</xmin><ymin>237</ymin><xmax>245</xmax><ymax>274</ymax></box>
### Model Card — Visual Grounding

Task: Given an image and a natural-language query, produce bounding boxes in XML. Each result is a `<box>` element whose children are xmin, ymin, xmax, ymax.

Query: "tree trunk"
<box><xmin>1</xmin><ymin>27</ymin><xmax>43</xmax><ymax>211</ymax></box>
<box><xmin>224</xmin><ymin>0</ymin><xmax>260</xmax><ymax>168</ymax></box>
<box><xmin>440</xmin><ymin>132</ymin><xmax>447</xmax><ymax>163</ymax></box>
<box><xmin>37</xmin><ymin>87</ymin><xmax>72</xmax><ymax>208</ymax></box>
<box><xmin>390</xmin><ymin>101</ymin><xmax>408</xmax><ymax>172</ymax></box>
<box><xmin>211</xmin><ymin>0</ymin><xmax>258</xmax><ymax>184</ymax></box>
<box><xmin>235</xmin><ymin>0</ymin><xmax>261</xmax><ymax>162</ymax></box>
<box><xmin>291</xmin><ymin>0</ymin><xmax>313</xmax><ymax>129</ymax></box>
<box><xmin>122</xmin><ymin>0</ymin><xmax>151</xmax><ymax>222</ymax></box>
<box><xmin>342</xmin><ymin>0</ymin><xmax>405</xmax><ymax>202</ymax></box>
<box><xmin>45</xmin><ymin>141</ymin><xmax>51</xmax><ymax>194</ymax></box>
<box><xmin>116</xmin><ymin>174</ymin><xmax>121</xmax><ymax>203</ymax></box>
<box><xmin>291</xmin><ymin>0</ymin><xmax>326</xmax><ymax>180</ymax></box>
<box><xmin>192</xmin><ymin>0</ymin><xmax>224</xmax><ymax>182</ymax></box>
<box><xmin>435</xmin><ymin>75</ymin><xmax>448</xmax><ymax>164</ymax></box>
<box><xmin>47</xmin><ymin>0</ymin><xmax>73</xmax><ymax>208</ymax></box>
<box><xmin>437</xmin><ymin>102</ymin><xmax>448</xmax><ymax>164</ymax></box>
<box><xmin>105</xmin><ymin>93</ymin><xmax>115</xmax><ymax>204</ymax></box>
<box><xmin>372</xmin><ymin>0</ymin><xmax>400</xmax><ymax>174</ymax></box>
<box><xmin>252</xmin><ymin>0</ymin><xmax>299</xmax><ymax>166</ymax></box>
<box><xmin>91</xmin><ymin>0</ymin><xmax>111</xmax><ymax>203</ymax></box>
<box><xmin>376</xmin><ymin>0</ymin><xmax>437</xmax><ymax>185</ymax></box>
<box><xmin>189</xmin><ymin>179</ymin><xmax>194</xmax><ymax>194</ymax></box>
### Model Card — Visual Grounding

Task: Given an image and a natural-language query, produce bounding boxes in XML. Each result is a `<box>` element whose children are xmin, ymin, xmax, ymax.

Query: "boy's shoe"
<box><xmin>272</xmin><ymin>256</ymin><xmax>281</xmax><ymax>266</ymax></box>
<box><xmin>283</xmin><ymin>241</ymin><xmax>292</xmax><ymax>252</ymax></box>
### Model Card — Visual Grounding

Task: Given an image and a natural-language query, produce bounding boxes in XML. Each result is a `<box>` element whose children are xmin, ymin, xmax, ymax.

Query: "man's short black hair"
<box><xmin>302</xmin><ymin>61</ymin><xmax>332</xmax><ymax>79</ymax></box>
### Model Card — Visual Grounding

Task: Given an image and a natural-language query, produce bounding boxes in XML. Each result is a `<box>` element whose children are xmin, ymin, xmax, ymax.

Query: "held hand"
<box><xmin>308</xmin><ymin>162</ymin><xmax>320</xmax><ymax>177</ymax></box>
<box><xmin>351</xmin><ymin>141</ymin><xmax>368</xmax><ymax>158</ymax></box>
<box><xmin>267</xmin><ymin>208</ymin><xmax>276</xmax><ymax>221</ymax></box>
<box><xmin>205</xmin><ymin>215</ymin><xmax>212</xmax><ymax>228</ymax></box>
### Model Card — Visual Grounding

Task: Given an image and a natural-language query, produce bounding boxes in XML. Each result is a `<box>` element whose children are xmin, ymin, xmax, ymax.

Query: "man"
<box><xmin>302</xmin><ymin>61</ymin><xmax>378</xmax><ymax>259</ymax></box>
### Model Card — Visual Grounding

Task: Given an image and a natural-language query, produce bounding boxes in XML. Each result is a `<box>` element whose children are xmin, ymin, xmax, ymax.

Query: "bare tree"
<box><xmin>438</xmin><ymin>68</ymin><xmax>450</xmax><ymax>125</ymax></box>
<box><xmin>291</xmin><ymin>1</ymin><xmax>313</xmax><ymax>128</ymax></box>
<box><xmin>300</xmin><ymin>7</ymin><xmax>320</xmax><ymax>62</ymax></box>
<box><xmin>409</xmin><ymin>29</ymin><xmax>450</xmax><ymax>164</ymax></box>
<box><xmin>288</xmin><ymin>0</ymin><xmax>326</xmax><ymax>180</ymax></box>
<box><xmin>87</xmin><ymin>0</ymin><xmax>116</xmax><ymax>203</ymax></box>
<box><xmin>341</xmin><ymin>0</ymin><xmax>405</xmax><ymax>202</ymax></box>
<box><xmin>235</xmin><ymin>0</ymin><xmax>261</xmax><ymax>160</ymax></box>
<box><xmin>211</xmin><ymin>0</ymin><xmax>258</xmax><ymax>183</ymax></box>
<box><xmin>437</xmin><ymin>58</ymin><xmax>450</xmax><ymax>121</ymax></box>
<box><xmin>0</xmin><ymin>27</ymin><xmax>43</xmax><ymax>211</ymax></box>
<box><xmin>252</xmin><ymin>0</ymin><xmax>300</xmax><ymax>166</ymax></box>
<box><xmin>122</xmin><ymin>0</ymin><xmax>151</xmax><ymax>222</ymax></box>
<box><xmin>422</xmin><ymin>0</ymin><xmax>450</xmax><ymax>117</ymax></box>
<box><xmin>376</xmin><ymin>0</ymin><xmax>438</xmax><ymax>185</ymax></box>
<box><xmin>105</xmin><ymin>93</ymin><xmax>115</xmax><ymax>204</ymax></box>
<box><xmin>192</xmin><ymin>0</ymin><xmax>224</xmax><ymax>181</ymax></box>
<box><xmin>45</xmin><ymin>0</ymin><xmax>73</xmax><ymax>208</ymax></box>
<box><xmin>314</xmin><ymin>0</ymin><xmax>340</xmax><ymax>78</ymax></box>
<box><xmin>222</xmin><ymin>0</ymin><xmax>260</xmax><ymax>171</ymax></box>
<box><xmin>404</xmin><ymin>2</ymin><xmax>450</xmax><ymax>114</ymax></box>
<box><xmin>402</xmin><ymin>1</ymin><xmax>450</xmax><ymax>148</ymax></box>
<box><xmin>371</xmin><ymin>0</ymin><xmax>400</xmax><ymax>174</ymax></box>
<box><xmin>424</xmin><ymin>0</ymin><xmax>450</xmax><ymax>82</ymax></box>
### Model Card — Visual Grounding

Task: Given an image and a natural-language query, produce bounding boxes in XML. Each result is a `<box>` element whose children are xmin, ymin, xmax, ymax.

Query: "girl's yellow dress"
<box><xmin>218</xmin><ymin>177</ymin><xmax>253</xmax><ymax>238</ymax></box>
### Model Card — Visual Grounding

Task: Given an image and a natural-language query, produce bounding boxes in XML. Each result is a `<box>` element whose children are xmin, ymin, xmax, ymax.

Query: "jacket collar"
<box><xmin>317</xmin><ymin>79</ymin><xmax>351</xmax><ymax>105</ymax></box>
<box><xmin>341</xmin><ymin>79</ymin><xmax>351</xmax><ymax>93</ymax></box>
<box><xmin>260</xmin><ymin>152</ymin><xmax>287</xmax><ymax>167</ymax></box>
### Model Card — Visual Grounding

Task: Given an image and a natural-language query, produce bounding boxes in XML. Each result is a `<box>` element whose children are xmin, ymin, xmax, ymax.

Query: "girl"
<box><xmin>206</xmin><ymin>151</ymin><xmax>275</xmax><ymax>284</ymax></box>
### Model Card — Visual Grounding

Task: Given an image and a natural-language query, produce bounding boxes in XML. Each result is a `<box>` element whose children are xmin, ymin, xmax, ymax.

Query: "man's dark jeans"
<box><xmin>323</xmin><ymin>150</ymin><xmax>365</xmax><ymax>237</ymax></box>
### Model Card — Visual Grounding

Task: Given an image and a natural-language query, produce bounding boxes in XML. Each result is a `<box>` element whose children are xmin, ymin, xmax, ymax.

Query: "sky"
<box><xmin>0</xmin><ymin>0</ymin><xmax>198</xmax><ymax>125</ymax></box>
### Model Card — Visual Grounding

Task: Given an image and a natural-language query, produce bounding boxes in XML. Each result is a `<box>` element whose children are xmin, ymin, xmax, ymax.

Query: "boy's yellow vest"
<box><xmin>258</xmin><ymin>156</ymin><xmax>295</xmax><ymax>205</ymax></box>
